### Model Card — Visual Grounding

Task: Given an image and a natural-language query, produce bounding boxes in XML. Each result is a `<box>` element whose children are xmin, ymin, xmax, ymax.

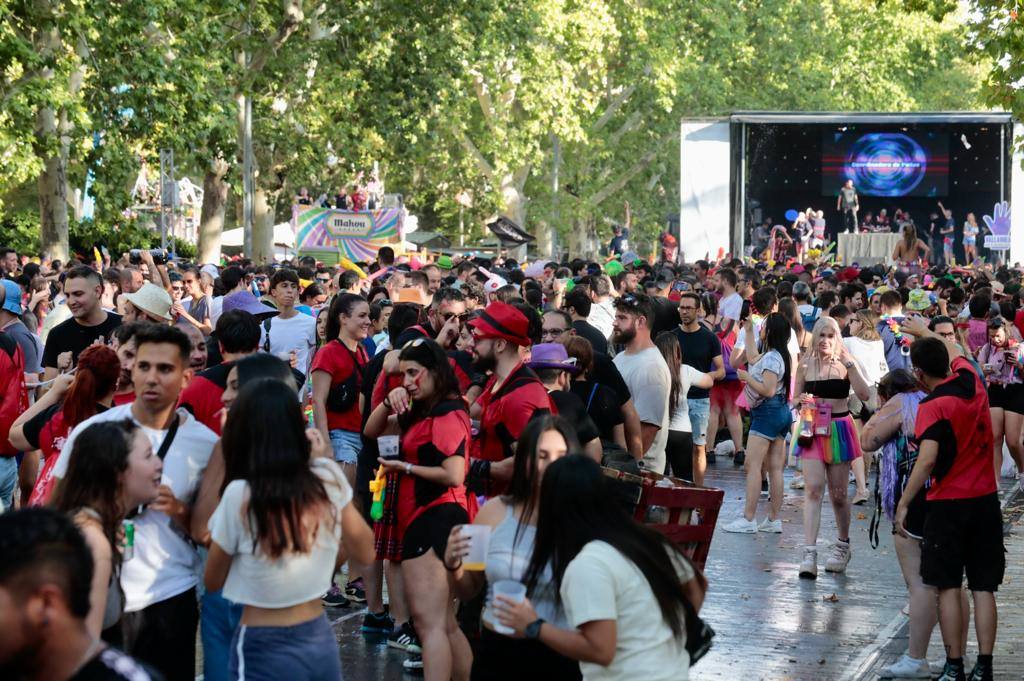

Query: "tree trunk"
<box><xmin>197</xmin><ymin>157</ymin><xmax>230</xmax><ymax>263</ymax></box>
<box><xmin>567</xmin><ymin>216</ymin><xmax>599</xmax><ymax>260</ymax></box>
<box><xmin>501</xmin><ymin>177</ymin><xmax>527</xmax><ymax>228</ymax></box>
<box><xmin>36</xmin><ymin>106</ymin><xmax>69</xmax><ymax>262</ymax></box>
<box><xmin>253</xmin><ymin>188</ymin><xmax>274</xmax><ymax>263</ymax></box>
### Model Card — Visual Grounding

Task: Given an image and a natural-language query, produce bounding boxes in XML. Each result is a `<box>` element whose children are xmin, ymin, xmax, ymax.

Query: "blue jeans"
<box><xmin>201</xmin><ymin>589</ymin><xmax>244</xmax><ymax>681</ymax></box>
<box><xmin>688</xmin><ymin>398</ymin><xmax>710</xmax><ymax>446</ymax></box>
<box><xmin>229</xmin><ymin>613</ymin><xmax>341</xmax><ymax>681</ymax></box>
<box><xmin>0</xmin><ymin>456</ymin><xmax>17</xmax><ymax>511</ymax></box>
<box><xmin>749</xmin><ymin>396</ymin><xmax>793</xmax><ymax>441</ymax></box>
<box><xmin>329</xmin><ymin>429</ymin><xmax>362</xmax><ymax>465</ymax></box>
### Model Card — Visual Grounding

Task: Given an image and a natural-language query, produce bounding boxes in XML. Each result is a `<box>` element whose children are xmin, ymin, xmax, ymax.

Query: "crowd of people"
<box><xmin>751</xmin><ymin>181</ymin><xmax>992</xmax><ymax>268</ymax></box>
<box><xmin>0</xmin><ymin>237</ymin><xmax>1016</xmax><ymax>681</ymax></box>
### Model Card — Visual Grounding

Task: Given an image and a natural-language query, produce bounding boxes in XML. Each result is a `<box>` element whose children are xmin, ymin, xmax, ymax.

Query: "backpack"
<box><xmin>800</xmin><ymin>306</ymin><xmax>819</xmax><ymax>333</ymax></box>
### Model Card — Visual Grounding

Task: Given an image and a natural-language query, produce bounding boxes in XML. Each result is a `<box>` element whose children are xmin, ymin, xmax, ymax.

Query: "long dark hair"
<box><xmin>506</xmin><ymin>415</ymin><xmax>581</xmax><ymax>546</ymax></box>
<box><xmin>52</xmin><ymin>420</ymin><xmax>138</xmax><ymax>568</ymax></box>
<box><xmin>221</xmin><ymin>378</ymin><xmax>332</xmax><ymax>558</ymax></box>
<box><xmin>325</xmin><ymin>293</ymin><xmax>367</xmax><ymax>343</ymax></box>
<box><xmin>396</xmin><ymin>338</ymin><xmax>461</xmax><ymax>430</ymax></box>
<box><xmin>759</xmin><ymin>313</ymin><xmax>792</xmax><ymax>400</ymax></box>
<box><xmin>523</xmin><ymin>455</ymin><xmax>694</xmax><ymax>638</ymax></box>
<box><xmin>654</xmin><ymin>331</ymin><xmax>681</xmax><ymax>413</ymax></box>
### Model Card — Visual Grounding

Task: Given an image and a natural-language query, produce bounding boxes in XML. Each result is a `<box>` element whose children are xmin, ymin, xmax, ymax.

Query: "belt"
<box><xmin>831</xmin><ymin>411</ymin><xmax>850</xmax><ymax>419</ymax></box>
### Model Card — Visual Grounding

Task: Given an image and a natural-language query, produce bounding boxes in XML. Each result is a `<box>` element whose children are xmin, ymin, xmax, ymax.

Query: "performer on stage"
<box><xmin>836</xmin><ymin>180</ymin><xmax>859</xmax><ymax>234</ymax></box>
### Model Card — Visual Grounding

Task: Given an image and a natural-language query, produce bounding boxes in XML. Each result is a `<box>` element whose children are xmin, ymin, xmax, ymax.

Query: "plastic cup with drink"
<box><xmin>491</xmin><ymin>580</ymin><xmax>527</xmax><ymax>635</ymax></box>
<box><xmin>457</xmin><ymin>524</ymin><xmax>490</xmax><ymax>572</ymax></box>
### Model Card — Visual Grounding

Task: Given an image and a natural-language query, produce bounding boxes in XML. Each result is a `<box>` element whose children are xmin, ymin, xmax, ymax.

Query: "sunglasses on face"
<box><xmin>541</xmin><ymin>327</ymin><xmax>568</xmax><ymax>338</ymax></box>
<box><xmin>316</xmin><ymin>277</ymin><xmax>331</xmax><ymax>284</ymax></box>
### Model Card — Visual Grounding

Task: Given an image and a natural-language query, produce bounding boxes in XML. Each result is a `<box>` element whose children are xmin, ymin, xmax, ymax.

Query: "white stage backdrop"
<box><xmin>680</xmin><ymin>120</ymin><xmax>731</xmax><ymax>262</ymax></box>
<box><xmin>1012</xmin><ymin>123</ymin><xmax>1024</xmax><ymax>265</ymax></box>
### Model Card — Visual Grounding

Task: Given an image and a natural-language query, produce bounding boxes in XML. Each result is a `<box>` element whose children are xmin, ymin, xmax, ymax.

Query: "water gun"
<box><xmin>369</xmin><ymin>465</ymin><xmax>387</xmax><ymax>521</ymax></box>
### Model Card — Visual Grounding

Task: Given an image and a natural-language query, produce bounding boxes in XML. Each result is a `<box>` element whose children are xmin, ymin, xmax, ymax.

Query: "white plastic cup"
<box><xmin>491</xmin><ymin>580</ymin><xmax>527</xmax><ymax>636</ymax></box>
<box><xmin>458</xmin><ymin>524</ymin><xmax>490</xmax><ymax>572</ymax></box>
<box><xmin>378</xmin><ymin>435</ymin><xmax>400</xmax><ymax>459</ymax></box>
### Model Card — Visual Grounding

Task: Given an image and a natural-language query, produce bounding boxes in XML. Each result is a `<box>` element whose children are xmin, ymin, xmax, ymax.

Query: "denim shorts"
<box><xmin>688</xmin><ymin>398</ymin><xmax>710</xmax><ymax>446</ymax></box>
<box><xmin>329</xmin><ymin>429</ymin><xmax>362</xmax><ymax>465</ymax></box>
<box><xmin>229</xmin><ymin>613</ymin><xmax>341</xmax><ymax>681</ymax></box>
<box><xmin>749</xmin><ymin>396</ymin><xmax>793</xmax><ymax>441</ymax></box>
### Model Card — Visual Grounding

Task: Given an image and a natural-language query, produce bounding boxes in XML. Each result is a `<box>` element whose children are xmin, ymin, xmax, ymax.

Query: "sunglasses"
<box><xmin>541</xmin><ymin>327</ymin><xmax>569</xmax><ymax>338</ymax></box>
<box><xmin>442</xmin><ymin>311</ymin><xmax>469</xmax><ymax>324</ymax></box>
<box><xmin>316</xmin><ymin>277</ymin><xmax>331</xmax><ymax>284</ymax></box>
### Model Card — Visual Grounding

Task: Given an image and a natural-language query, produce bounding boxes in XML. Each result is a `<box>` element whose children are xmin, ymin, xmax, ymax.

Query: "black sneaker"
<box><xmin>706</xmin><ymin>448</ymin><xmax>717</xmax><ymax>465</ymax></box>
<box><xmin>321</xmin><ymin>584</ymin><xmax>350</xmax><ymax>608</ymax></box>
<box><xmin>936</xmin><ymin>661</ymin><xmax>967</xmax><ymax>681</ymax></box>
<box><xmin>734</xmin><ymin>450</ymin><xmax>746</xmax><ymax>467</ymax></box>
<box><xmin>345</xmin><ymin>578</ymin><xmax>367</xmax><ymax>604</ymax></box>
<box><xmin>967</xmin><ymin>662</ymin><xmax>993</xmax><ymax>681</ymax></box>
<box><xmin>388</xmin><ymin>621</ymin><xmax>422</xmax><ymax>654</ymax></box>
<box><xmin>360</xmin><ymin>610</ymin><xmax>395</xmax><ymax>634</ymax></box>
<box><xmin>402</xmin><ymin>654</ymin><xmax>424</xmax><ymax>672</ymax></box>
<box><xmin>761</xmin><ymin>479</ymin><xmax>769</xmax><ymax>497</ymax></box>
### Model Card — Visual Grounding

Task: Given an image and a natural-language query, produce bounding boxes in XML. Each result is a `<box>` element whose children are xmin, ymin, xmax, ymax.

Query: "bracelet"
<box><xmin>444</xmin><ymin>558</ymin><xmax>463</xmax><ymax>572</ymax></box>
<box><xmin>405</xmin><ymin>462</ymin><xmax>413</xmax><ymax>475</ymax></box>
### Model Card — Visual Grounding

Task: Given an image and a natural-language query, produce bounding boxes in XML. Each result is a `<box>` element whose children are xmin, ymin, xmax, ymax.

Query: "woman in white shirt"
<box><xmin>654</xmin><ymin>332</ymin><xmax>713</xmax><ymax>480</ymax></box>
<box><xmin>843</xmin><ymin>310</ymin><xmax>889</xmax><ymax>506</ymax></box>
<box><xmin>204</xmin><ymin>378</ymin><xmax>374</xmax><ymax>681</ymax></box>
<box><xmin>491</xmin><ymin>455</ymin><xmax>706</xmax><ymax>681</ymax></box>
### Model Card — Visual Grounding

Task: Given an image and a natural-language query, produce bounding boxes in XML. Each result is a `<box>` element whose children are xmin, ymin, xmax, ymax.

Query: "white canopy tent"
<box><xmin>221</xmin><ymin>222</ymin><xmax>296</xmax><ymax>248</ymax></box>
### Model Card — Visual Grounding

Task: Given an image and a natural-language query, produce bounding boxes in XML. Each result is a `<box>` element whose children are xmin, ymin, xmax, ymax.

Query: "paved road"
<box><xmin>327</xmin><ymin>459</ymin><xmax>1024</xmax><ymax>680</ymax></box>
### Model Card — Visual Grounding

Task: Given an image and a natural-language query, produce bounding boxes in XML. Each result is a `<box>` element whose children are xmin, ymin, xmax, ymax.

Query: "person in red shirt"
<box><xmin>365</xmin><ymin>338</ymin><xmax>472</xmax><ymax>679</ymax></box>
<box><xmin>466</xmin><ymin>301</ymin><xmax>554</xmax><ymax>496</ymax></box>
<box><xmin>179</xmin><ymin>310</ymin><xmax>261</xmax><ymax>434</ymax></box>
<box><xmin>9</xmin><ymin>344</ymin><xmax>120</xmax><ymax>506</ymax></box>
<box><xmin>0</xmin><ymin>330</ymin><xmax>26</xmax><ymax>509</ymax></box>
<box><xmin>897</xmin><ymin>318</ymin><xmax>1003</xmax><ymax>681</ymax></box>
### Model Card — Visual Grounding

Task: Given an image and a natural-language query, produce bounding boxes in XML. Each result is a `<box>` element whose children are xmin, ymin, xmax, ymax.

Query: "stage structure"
<box><xmin>680</xmin><ymin>112</ymin><xmax>1024</xmax><ymax>264</ymax></box>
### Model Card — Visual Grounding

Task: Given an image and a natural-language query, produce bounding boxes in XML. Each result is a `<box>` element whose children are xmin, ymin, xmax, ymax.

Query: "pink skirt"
<box><xmin>794</xmin><ymin>413</ymin><xmax>862</xmax><ymax>464</ymax></box>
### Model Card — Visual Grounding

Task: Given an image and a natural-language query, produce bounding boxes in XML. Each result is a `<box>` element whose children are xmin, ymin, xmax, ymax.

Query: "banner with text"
<box><xmin>293</xmin><ymin>205</ymin><xmax>403</xmax><ymax>261</ymax></box>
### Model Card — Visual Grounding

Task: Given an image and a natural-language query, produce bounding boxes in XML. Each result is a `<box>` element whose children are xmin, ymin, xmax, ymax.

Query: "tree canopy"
<box><xmin>0</xmin><ymin>0</ymin><xmax>993</xmax><ymax>260</ymax></box>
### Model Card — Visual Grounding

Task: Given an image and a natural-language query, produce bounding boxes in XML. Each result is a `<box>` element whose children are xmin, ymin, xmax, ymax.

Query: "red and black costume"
<box><xmin>179</xmin><ymin>362</ymin><xmax>233</xmax><ymax>435</ymax></box>
<box><xmin>396</xmin><ymin>398</ymin><xmax>472</xmax><ymax>561</ymax></box>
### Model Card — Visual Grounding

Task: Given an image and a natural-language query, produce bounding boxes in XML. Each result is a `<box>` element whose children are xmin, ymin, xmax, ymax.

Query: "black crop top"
<box><xmin>804</xmin><ymin>378</ymin><xmax>850</xmax><ymax>399</ymax></box>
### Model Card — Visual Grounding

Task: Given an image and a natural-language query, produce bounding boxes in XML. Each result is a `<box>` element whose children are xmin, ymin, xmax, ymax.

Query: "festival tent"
<box><xmin>221</xmin><ymin>222</ymin><xmax>296</xmax><ymax>248</ymax></box>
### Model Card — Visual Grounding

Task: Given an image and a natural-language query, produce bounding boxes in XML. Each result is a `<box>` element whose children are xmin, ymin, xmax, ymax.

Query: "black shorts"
<box><xmin>892</xmin><ymin>488</ymin><xmax>927</xmax><ymax>539</ymax></box>
<box><xmin>920</xmin><ymin>493</ymin><xmax>1005</xmax><ymax>592</ymax></box>
<box><xmin>401</xmin><ymin>502</ymin><xmax>468</xmax><ymax>562</ymax></box>
<box><xmin>986</xmin><ymin>383</ymin><xmax>1024</xmax><ymax>414</ymax></box>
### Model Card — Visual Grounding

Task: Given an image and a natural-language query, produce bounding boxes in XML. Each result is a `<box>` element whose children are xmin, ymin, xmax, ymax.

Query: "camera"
<box><xmin>129</xmin><ymin>248</ymin><xmax>168</xmax><ymax>265</ymax></box>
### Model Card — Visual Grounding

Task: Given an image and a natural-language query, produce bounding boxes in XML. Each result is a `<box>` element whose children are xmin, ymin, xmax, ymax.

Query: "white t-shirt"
<box><xmin>261</xmin><ymin>311</ymin><xmax>317</xmax><ymax>375</ymax></box>
<box><xmin>668</xmin><ymin>365</ymin><xmax>705</xmax><ymax>433</ymax></box>
<box><xmin>209</xmin><ymin>458</ymin><xmax>352</xmax><ymax>608</ymax></box>
<box><xmin>587</xmin><ymin>299</ymin><xmax>616</xmax><ymax>340</ymax></box>
<box><xmin>562</xmin><ymin>541</ymin><xmax>695</xmax><ymax>681</ymax></box>
<box><xmin>613</xmin><ymin>347</ymin><xmax>671</xmax><ymax>472</ymax></box>
<box><xmin>719</xmin><ymin>292</ymin><xmax>743</xmax><ymax>322</ymax></box>
<box><xmin>843</xmin><ymin>336</ymin><xmax>889</xmax><ymax>387</ymax></box>
<box><xmin>210</xmin><ymin>295</ymin><xmax>224</xmax><ymax>326</ymax></box>
<box><xmin>54</xmin><ymin>405</ymin><xmax>217</xmax><ymax>611</ymax></box>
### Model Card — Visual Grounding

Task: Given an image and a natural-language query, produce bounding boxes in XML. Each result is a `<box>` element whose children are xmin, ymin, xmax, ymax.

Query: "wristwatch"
<box><xmin>525</xmin><ymin>618</ymin><xmax>546</xmax><ymax>640</ymax></box>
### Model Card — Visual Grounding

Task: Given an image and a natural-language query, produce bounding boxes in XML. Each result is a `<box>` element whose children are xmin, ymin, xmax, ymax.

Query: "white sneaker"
<box><xmin>790</xmin><ymin>475</ymin><xmax>805</xmax><ymax>490</ymax></box>
<box><xmin>723</xmin><ymin>517</ymin><xmax>758</xmax><ymax>534</ymax></box>
<box><xmin>881</xmin><ymin>654</ymin><xmax>932</xmax><ymax>678</ymax></box>
<box><xmin>758</xmin><ymin>518</ymin><xmax>783</xmax><ymax>533</ymax></box>
<box><xmin>824</xmin><ymin>540</ymin><xmax>852</xmax><ymax>573</ymax></box>
<box><xmin>799</xmin><ymin>546</ymin><xmax>817</xmax><ymax>579</ymax></box>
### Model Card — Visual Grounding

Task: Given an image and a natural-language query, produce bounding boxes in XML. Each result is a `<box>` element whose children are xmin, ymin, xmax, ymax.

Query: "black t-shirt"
<box><xmin>71</xmin><ymin>647</ymin><xmax>163</xmax><ymax>681</ymax></box>
<box><xmin>673</xmin><ymin>325</ymin><xmax>721</xmax><ymax>399</ymax></box>
<box><xmin>589</xmin><ymin>352</ymin><xmax>630</xmax><ymax>406</ymax></box>
<box><xmin>650</xmin><ymin>297</ymin><xmax>680</xmax><ymax>337</ymax></box>
<box><xmin>549</xmin><ymin>389</ymin><xmax>600</xmax><ymax>445</ymax></box>
<box><xmin>570</xmin><ymin>379</ymin><xmax>624</xmax><ymax>444</ymax></box>
<box><xmin>42</xmin><ymin>312</ymin><xmax>122</xmax><ymax>369</ymax></box>
<box><xmin>572</xmin><ymin>319</ymin><xmax>608</xmax><ymax>355</ymax></box>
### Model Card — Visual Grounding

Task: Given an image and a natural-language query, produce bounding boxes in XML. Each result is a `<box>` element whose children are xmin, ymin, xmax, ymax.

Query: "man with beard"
<box><xmin>0</xmin><ymin>508</ymin><xmax>160</xmax><ymax>681</ymax></box>
<box><xmin>716</xmin><ymin>268</ymin><xmax>742</xmax><ymax>336</ymax></box>
<box><xmin>466</xmin><ymin>301</ymin><xmax>554</xmax><ymax>496</ymax></box>
<box><xmin>42</xmin><ymin>267</ymin><xmax>122</xmax><ymax>385</ymax></box>
<box><xmin>112</xmin><ymin>322</ymin><xmax>146</xmax><ymax>406</ymax></box>
<box><xmin>393</xmin><ymin>287</ymin><xmax>466</xmax><ymax>350</ymax></box>
<box><xmin>611</xmin><ymin>293</ymin><xmax>672</xmax><ymax>472</ymax></box>
<box><xmin>674</xmin><ymin>292</ymin><xmax>725</xmax><ymax>481</ymax></box>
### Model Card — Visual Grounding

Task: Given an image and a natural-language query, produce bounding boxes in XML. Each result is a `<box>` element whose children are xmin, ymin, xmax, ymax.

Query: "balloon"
<box><xmin>784</xmin><ymin>209</ymin><xmax>799</xmax><ymax>222</ymax></box>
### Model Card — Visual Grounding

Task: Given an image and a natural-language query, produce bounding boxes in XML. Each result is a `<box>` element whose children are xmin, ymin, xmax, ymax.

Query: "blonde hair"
<box><xmin>810</xmin><ymin>316</ymin><xmax>844</xmax><ymax>362</ymax></box>
<box><xmin>852</xmin><ymin>310</ymin><xmax>881</xmax><ymax>341</ymax></box>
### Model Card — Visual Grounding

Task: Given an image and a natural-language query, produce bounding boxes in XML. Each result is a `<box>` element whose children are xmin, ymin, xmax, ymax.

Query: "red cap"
<box><xmin>837</xmin><ymin>266</ymin><xmax>860</xmax><ymax>283</ymax></box>
<box><xmin>467</xmin><ymin>301</ymin><xmax>531</xmax><ymax>346</ymax></box>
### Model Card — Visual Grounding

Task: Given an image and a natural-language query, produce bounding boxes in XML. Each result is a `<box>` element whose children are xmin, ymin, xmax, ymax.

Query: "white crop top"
<box><xmin>209</xmin><ymin>458</ymin><xmax>352</xmax><ymax>608</ymax></box>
